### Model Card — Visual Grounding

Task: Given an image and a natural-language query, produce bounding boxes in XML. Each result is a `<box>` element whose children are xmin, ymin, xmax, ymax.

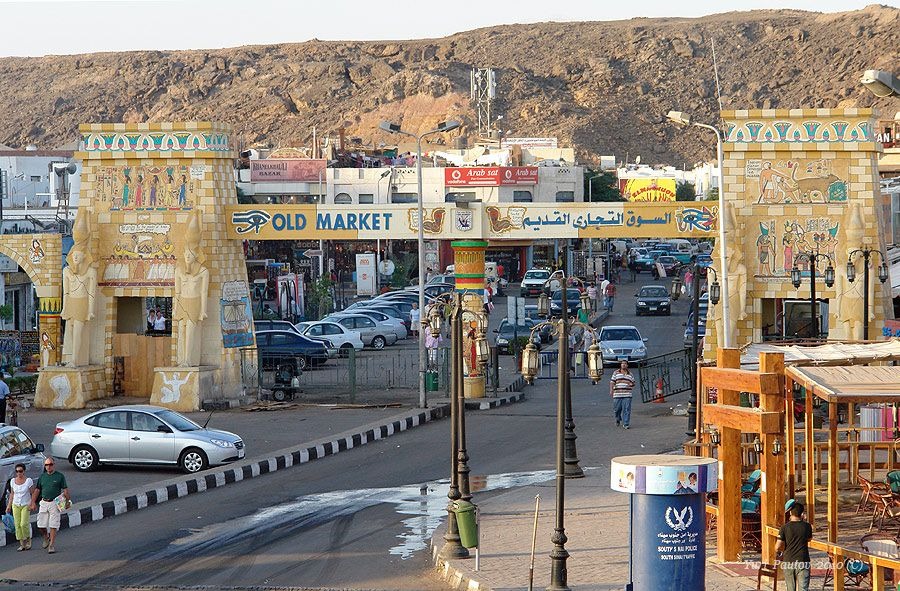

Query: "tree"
<box><xmin>705</xmin><ymin>187</ymin><xmax>719</xmax><ymax>201</ymax></box>
<box><xmin>676</xmin><ymin>182</ymin><xmax>696</xmax><ymax>201</ymax></box>
<box><xmin>584</xmin><ymin>170</ymin><xmax>624</xmax><ymax>202</ymax></box>
<box><xmin>236</xmin><ymin>185</ymin><xmax>254</xmax><ymax>204</ymax></box>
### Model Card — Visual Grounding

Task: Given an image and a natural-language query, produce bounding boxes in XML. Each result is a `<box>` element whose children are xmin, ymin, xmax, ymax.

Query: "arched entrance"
<box><xmin>0</xmin><ymin>234</ymin><xmax>63</xmax><ymax>367</ymax></box>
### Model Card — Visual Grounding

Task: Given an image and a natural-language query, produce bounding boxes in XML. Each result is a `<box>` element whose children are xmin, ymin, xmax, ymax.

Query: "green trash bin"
<box><xmin>453</xmin><ymin>500</ymin><xmax>478</xmax><ymax>548</ymax></box>
<box><xmin>425</xmin><ymin>371</ymin><xmax>439</xmax><ymax>392</ymax></box>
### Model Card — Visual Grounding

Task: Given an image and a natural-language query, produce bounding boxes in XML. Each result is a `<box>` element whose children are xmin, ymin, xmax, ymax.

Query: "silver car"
<box><xmin>50</xmin><ymin>405</ymin><xmax>245</xmax><ymax>474</ymax></box>
<box><xmin>329</xmin><ymin>314</ymin><xmax>398</xmax><ymax>349</ymax></box>
<box><xmin>598</xmin><ymin>325</ymin><xmax>648</xmax><ymax>366</ymax></box>
<box><xmin>0</xmin><ymin>425</ymin><xmax>46</xmax><ymax>506</ymax></box>
<box><xmin>327</xmin><ymin>310</ymin><xmax>408</xmax><ymax>341</ymax></box>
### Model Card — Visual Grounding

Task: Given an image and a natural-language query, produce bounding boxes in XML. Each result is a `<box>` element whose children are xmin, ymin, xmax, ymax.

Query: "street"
<box><xmin>0</xmin><ymin>274</ymin><xmax>693</xmax><ymax>590</ymax></box>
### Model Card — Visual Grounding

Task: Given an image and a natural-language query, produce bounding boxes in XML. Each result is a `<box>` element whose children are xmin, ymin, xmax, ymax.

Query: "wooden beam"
<box><xmin>716</xmin><ymin>347</ymin><xmax>742</xmax><ymax>563</ymax></box>
<box><xmin>786</xmin><ymin>376</ymin><xmax>796</xmax><ymax>499</ymax></box>
<box><xmin>700</xmin><ymin>367</ymin><xmax>782</xmax><ymax>395</ymax></box>
<box><xmin>759</xmin><ymin>352</ymin><xmax>785</xmax><ymax>565</ymax></box>
<box><xmin>805</xmin><ymin>385</ymin><xmax>816</xmax><ymax>527</ymax></box>
<box><xmin>703</xmin><ymin>404</ymin><xmax>783</xmax><ymax>434</ymax></box>
<box><xmin>828</xmin><ymin>401</ymin><xmax>839</xmax><ymax>543</ymax></box>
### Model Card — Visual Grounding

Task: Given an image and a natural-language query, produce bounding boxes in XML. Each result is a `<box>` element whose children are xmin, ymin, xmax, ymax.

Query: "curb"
<box><xmin>432</xmin><ymin>540</ymin><xmax>487</xmax><ymax>591</ymax></box>
<box><xmin>464</xmin><ymin>390</ymin><xmax>525</xmax><ymax>411</ymax></box>
<box><xmin>4</xmin><ymin>404</ymin><xmax>449</xmax><ymax>546</ymax></box>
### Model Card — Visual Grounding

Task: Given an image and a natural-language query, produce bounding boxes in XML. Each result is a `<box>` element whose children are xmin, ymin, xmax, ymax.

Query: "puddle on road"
<box><xmin>161</xmin><ymin>470</ymin><xmax>556</xmax><ymax>561</ymax></box>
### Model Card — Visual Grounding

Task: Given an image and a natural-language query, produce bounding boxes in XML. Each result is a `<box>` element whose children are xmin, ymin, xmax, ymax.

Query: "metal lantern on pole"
<box><xmin>428</xmin><ymin>307</ymin><xmax>443</xmax><ymax>337</ymax></box>
<box><xmin>879</xmin><ymin>262</ymin><xmax>890</xmax><ymax>284</ymax></box>
<box><xmin>537</xmin><ymin>292</ymin><xmax>550</xmax><ymax>318</ymax></box>
<box><xmin>579</xmin><ymin>290</ymin><xmax>592</xmax><ymax>313</ymax></box>
<box><xmin>846</xmin><ymin>261</ymin><xmax>857</xmax><ymax>284</ymax></box>
<box><xmin>709</xmin><ymin>280</ymin><xmax>721</xmax><ymax>305</ymax></box>
<box><xmin>586</xmin><ymin>343</ymin><xmax>603</xmax><ymax>384</ymax></box>
<box><xmin>824</xmin><ymin>265</ymin><xmax>836</xmax><ymax>288</ymax></box>
<box><xmin>521</xmin><ymin>342</ymin><xmax>540</xmax><ymax>383</ymax></box>
<box><xmin>670</xmin><ymin>277</ymin><xmax>683</xmax><ymax>301</ymax></box>
<box><xmin>791</xmin><ymin>266</ymin><xmax>802</xmax><ymax>289</ymax></box>
<box><xmin>475</xmin><ymin>323</ymin><xmax>490</xmax><ymax>366</ymax></box>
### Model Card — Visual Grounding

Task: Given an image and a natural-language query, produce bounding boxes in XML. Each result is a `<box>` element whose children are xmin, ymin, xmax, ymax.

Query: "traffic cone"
<box><xmin>653</xmin><ymin>377</ymin><xmax>666</xmax><ymax>403</ymax></box>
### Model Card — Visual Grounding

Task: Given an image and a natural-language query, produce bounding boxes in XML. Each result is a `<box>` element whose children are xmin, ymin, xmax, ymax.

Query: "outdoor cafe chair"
<box><xmin>860</xmin><ymin>532</ymin><xmax>899</xmax><ymax>586</ymax></box>
<box><xmin>821</xmin><ymin>553</ymin><xmax>870</xmax><ymax>590</ymax></box>
<box><xmin>857</xmin><ymin>474</ymin><xmax>891</xmax><ymax>515</ymax></box>
<box><xmin>743</xmin><ymin>469</ymin><xmax>763</xmax><ymax>494</ymax></box>
<box><xmin>869</xmin><ymin>490</ymin><xmax>900</xmax><ymax>533</ymax></box>
<box><xmin>741</xmin><ymin>512</ymin><xmax>762</xmax><ymax>553</ymax></box>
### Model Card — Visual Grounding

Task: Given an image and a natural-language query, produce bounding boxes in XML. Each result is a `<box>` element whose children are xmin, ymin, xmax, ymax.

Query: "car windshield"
<box><xmin>525</xmin><ymin>270</ymin><xmax>550</xmax><ymax>280</ymax></box>
<box><xmin>601</xmin><ymin>328</ymin><xmax>641</xmax><ymax>341</ymax></box>
<box><xmin>552</xmin><ymin>289</ymin><xmax>581</xmax><ymax>300</ymax></box>
<box><xmin>499</xmin><ymin>321</ymin><xmax>534</xmax><ymax>334</ymax></box>
<box><xmin>640</xmin><ymin>287</ymin><xmax>668</xmax><ymax>297</ymax></box>
<box><xmin>648</xmin><ymin>251</ymin><xmax>664</xmax><ymax>258</ymax></box>
<box><xmin>154</xmin><ymin>409</ymin><xmax>201</xmax><ymax>432</ymax></box>
<box><xmin>659</xmin><ymin>257</ymin><xmax>675</xmax><ymax>263</ymax></box>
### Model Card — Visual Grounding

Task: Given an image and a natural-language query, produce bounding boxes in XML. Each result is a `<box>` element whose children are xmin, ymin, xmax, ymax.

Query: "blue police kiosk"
<box><xmin>611</xmin><ymin>454</ymin><xmax>718</xmax><ymax>591</ymax></box>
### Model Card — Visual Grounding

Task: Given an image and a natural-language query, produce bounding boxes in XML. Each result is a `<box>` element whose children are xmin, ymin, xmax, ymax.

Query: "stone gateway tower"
<box><xmin>36</xmin><ymin>122</ymin><xmax>254</xmax><ymax>410</ymax></box>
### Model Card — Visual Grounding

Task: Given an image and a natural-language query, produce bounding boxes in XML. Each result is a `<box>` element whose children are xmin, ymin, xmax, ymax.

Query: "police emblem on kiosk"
<box><xmin>665</xmin><ymin>506</ymin><xmax>693</xmax><ymax>532</ymax></box>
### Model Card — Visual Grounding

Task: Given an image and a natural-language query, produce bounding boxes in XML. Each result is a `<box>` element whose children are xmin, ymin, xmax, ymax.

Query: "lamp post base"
<box><xmin>547</xmin><ymin>537</ymin><xmax>571</xmax><ymax>591</ymax></box>
<box><xmin>440</xmin><ymin>507</ymin><xmax>470</xmax><ymax>560</ymax></box>
<box><xmin>563</xmin><ymin>425</ymin><xmax>584</xmax><ymax>479</ymax></box>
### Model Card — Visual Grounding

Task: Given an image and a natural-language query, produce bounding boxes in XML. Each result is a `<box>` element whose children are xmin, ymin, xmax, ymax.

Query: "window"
<box><xmin>29</xmin><ymin>175</ymin><xmax>40</xmax><ymax>182</ymax></box>
<box><xmin>91</xmin><ymin>411</ymin><xmax>129</xmax><ymax>430</ymax></box>
<box><xmin>513</xmin><ymin>190</ymin><xmax>533</xmax><ymax>202</ymax></box>
<box><xmin>359</xmin><ymin>193</ymin><xmax>374</xmax><ymax>204</ymax></box>
<box><xmin>555</xmin><ymin>191</ymin><xmax>575</xmax><ymax>202</ymax></box>
<box><xmin>391</xmin><ymin>193</ymin><xmax>418</xmax><ymax>204</ymax></box>
<box><xmin>358</xmin><ymin>317</ymin><xmax>375</xmax><ymax>328</ymax></box>
<box><xmin>270</xmin><ymin>334</ymin><xmax>292</xmax><ymax>346</ymax></box>
<box><xmin>445</xmin><ymin>191</ymin><xmax>476</xmax><ymax>203</ymax></box>
<box><xmin>130</xmin><ymin>412</ymin><xmax>166</xmax><ymax>433</ymax></box>
<box><xmin>307</xmin><ymin>325</ymin><xmax>323</xmax><ymax>336</ymax></box>
<box><xmin>0</xmin><ymin>431</ymin><xmax>20</xmax><ymax>459</ymax></box>
<box><xmin>155</xmin><ymin>410</ymin><xmax>200</xmax><ymax>432</ymax></box>
<box><xmin>13</xmin><ymin>429</ymin><xmax>33</xmax><ymax>452</ymax></box>
<box><xmin>339</xmin><ymin>318</ymin><xmax>354</xmax><ymax>329</ymax></box>
<box><xmin>323</xmin><ymin>324</ymin><xmax>342</xmax><ymax>335</ymax></box>
<box><xmin>334</xmin><ymin>192</ymin><xmax>352</xmax><ymax>204</ymax></box>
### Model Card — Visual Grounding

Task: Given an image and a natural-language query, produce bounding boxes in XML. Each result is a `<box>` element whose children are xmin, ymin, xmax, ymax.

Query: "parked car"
<box><xmin>651</xmin><ymin>255</ymin><xmax>682</xmax><ymax>278</ymax></box>
<box><xmin>694</xmin><ymin>254</ymin><xmax>714</xmax><ymax>268</ymax></box>
<box><xmin>634</xmin><ymin>250</ymin><xmax>665</xmax><ymax>273</ymax></box>
<box><xmin>376</xmin><ymin>291</ymin><xmax>419</xmax><ymax>303</ymax></box>
<box><xmin>359</xmin><ymin>304</ymin><xmax>411</xmax><ymax>332</ymax></box>
<box><xmin>524</xmin><ymin>305</ymin><xmax>553</xmax><ymax>344</ymax></box>
<box><xmin>256</xmin><ymin>329</ymin><xmax>330</xmax><ymax>371</ymax></box>
<box><xmin>635</xmin><ymin>285</ymin><xmax>672</xmax><ymax>316</ymax></box>
<box><xmin>550</xmin><ymin>288</ymin><xmax>582</xmax><ymax>317</ymax></box>
<box><xmin>253</xmin><ymin>320</ymin><xmax>302</xmax><ymax>334</ymax></box>
<box><xmin>328</xmin><ymin>309</ymin><xmax>408</xmax><ymax>341</ymax></box>
<box><xmin>405</xmin><ymin>283</ymin><xmax>456</xmax><ymax>300</ymax></box>
<box><xmin>495</xmin><ymin>318</ymin><xmax>539</xmax><ymax>354</ymax></box>
<box><xmin>598</xmin><ymin>325</ymin><xmax>648</xmax><ymax>366</ymax></box>
<box><xmin>295</xmin><ymin>321</ymin><xmax>364</xmax><ymax>355</ymax></box>
<box><xmin>329</xmin><ymin>314</ymin><xmax>398</xmax><ymax>349</ymax></box>
<box><xmin>520</xmin><ymin>269</ymin><xmax>552</xmax><ymax>297</ymax></box>
<box><xmin>0</xmin><ymin>425</ymin><xmax>46</xmax><ymax>507</ymax></box>
<box><xmin>425</xmin><ymin>274</ymin><xmax>455</xmax><ymax>286</ymax></box>
<box><xmin>50</xmin><ymin>405</ymin><xmax>245</xmax><ymax>474</ymax></box>
<box><xmin>683</xmin><ymin>310</ymin><xmax>708</xmax><ymax>349</ymax></box>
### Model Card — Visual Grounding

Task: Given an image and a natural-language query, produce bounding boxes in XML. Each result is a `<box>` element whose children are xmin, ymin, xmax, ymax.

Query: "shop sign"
<box><xmin>444</xmin><ymin>166</ymin><xmax>538</xmax><ymax>186</ymax></box>
<box><xmin>250</xmin><ymin>159</ymin><xmax>327</xmax><ymax>182</ymax></box>
<box><xmin>619</xmin><ymin>178</ymin><xmax>677</xmax><ymax>202</ymax></box>
<box><xmin>500</xmin><ymin>137</ymin><xmax>558</xmax><ymax>149</ymax></box>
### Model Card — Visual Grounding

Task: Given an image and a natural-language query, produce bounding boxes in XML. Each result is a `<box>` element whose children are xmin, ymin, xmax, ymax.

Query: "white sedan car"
<box><xmin>295</xmin><ymin>321</ymin><xmax>364</xmax><ymax>355</ymax></box>
<box><xmin>332</xmin><ymin>309</ymin><xmax>408</xmax><ymax>341</ymax></box>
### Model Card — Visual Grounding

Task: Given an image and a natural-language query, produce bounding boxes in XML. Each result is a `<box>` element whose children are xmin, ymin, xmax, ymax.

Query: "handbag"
<box><xmin>1</xmin><ymin>513</ymin><xmax>14</xmax><ymax>534</ymax></box>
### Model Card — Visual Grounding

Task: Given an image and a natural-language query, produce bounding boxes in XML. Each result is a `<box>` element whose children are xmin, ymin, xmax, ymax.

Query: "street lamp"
<box><xmin>428</xmin><ymin>292</ymin><xmax>488</xmax><ymax>559</ymax></box>
<box><xmin>520</xmin><ymin>267</ymin><xmax>602</xmax><ymax>591</ymax></box>
<box><xmin>791</xmin><ymin>249</ymin><xmax>835</xmax><ymax>340</ymax></box>
<box><xmin>666</xmin><ymin>110</ymin><xmax>732</xmax><ymax>348</ymax></box>
<box><xmin>379</xmin><ymin>119</ymin><xmax>461</xmax><ymax>410</ymax></box>
<box><xmin>847</xmin><ymin>247</ymin><xmax>890</xmax><ymax>340</ymax></box>
<box><xmin>860</xmin><ymin>69</ymin><xmax>900</xmax><ymax>98</ymax></box>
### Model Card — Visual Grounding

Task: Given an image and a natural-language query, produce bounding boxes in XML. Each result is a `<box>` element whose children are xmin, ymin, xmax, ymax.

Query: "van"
<box><xmin>663</xmin><ymin>239</ymin><xmax>696</xmax><ymax>264</ymax></box>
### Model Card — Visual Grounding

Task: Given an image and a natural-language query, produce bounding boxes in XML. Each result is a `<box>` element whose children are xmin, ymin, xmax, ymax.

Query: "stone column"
<box><xmin>452</xmin><ymin>240</ymin><xmax>487</xmax><ymax>399</ymax></box>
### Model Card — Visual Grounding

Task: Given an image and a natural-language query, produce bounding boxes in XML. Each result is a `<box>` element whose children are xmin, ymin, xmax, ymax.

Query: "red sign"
<box><xmin>444</xmin><ymin>167</ymin><xmax>538</xmax><ymax>187</ymax></box>
<box><xmin>250</xmin><ymin>159</ymin><xmax>327</xmax><ymax>182</ymax></box>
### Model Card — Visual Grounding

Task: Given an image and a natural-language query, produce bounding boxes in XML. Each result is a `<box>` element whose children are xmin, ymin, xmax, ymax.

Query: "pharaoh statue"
<box><xmin>712</xmin><ymin>206</ymin><xmax>747</xmax><ymax>347</ymax></box>
<box><xmin>61</xmin><ymin>215</ymin><xmax>97</xmax><ymax>367</ymax></box>
<box><xmin>837</xmin><ymin>203</ymin><xmax>868</xmax><ymax>340</ymax></box>
<box><xmin>174</xmin><ymin>210</ymin><xmax>209</xmax><ymax>367</ymax></box>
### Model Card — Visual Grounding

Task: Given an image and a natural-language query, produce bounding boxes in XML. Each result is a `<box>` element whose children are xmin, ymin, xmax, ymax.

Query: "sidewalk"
<box><xmin>432</xmin><ymin>471</ymin><xmax>759</xmax><ymax>591</ymax></box>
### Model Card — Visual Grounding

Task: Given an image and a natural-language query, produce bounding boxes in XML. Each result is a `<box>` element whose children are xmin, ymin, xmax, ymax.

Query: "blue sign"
<box><xmin>632</xmin><ymin>493</ymin><xmax>705</xmax><ymax>590</ymax></box>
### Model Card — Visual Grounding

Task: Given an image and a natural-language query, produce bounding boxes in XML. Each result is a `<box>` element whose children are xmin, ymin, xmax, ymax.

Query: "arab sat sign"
<box><xmin>444</xmin><ymin>167</ymin><xmax>538</xmax><ymax>187</ymax></box>
<box><xmin>620</xmin><ymin>178</ymin><xmax>677</xmax><ymax>202</ymax></box>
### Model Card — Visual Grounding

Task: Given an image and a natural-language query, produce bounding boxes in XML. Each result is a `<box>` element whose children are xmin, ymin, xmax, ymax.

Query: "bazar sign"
<box><xmin>444</xmin><ymin>166</ymin><xmax>538</xmax><ymax>186</ymax></box>
<box><xmin>250</xmin><ymin>159</ymin><xmax>327</xmax><ymax>182</ymax></box>
<box><xmin>229</xmin><ymin>206</ymin><xmax>393</xmax><ymax>238</ymax></box>
<box><xmin>619</xmin><ymin>178</ymin><xmax>677</xmax><ymax>202</ymax></box>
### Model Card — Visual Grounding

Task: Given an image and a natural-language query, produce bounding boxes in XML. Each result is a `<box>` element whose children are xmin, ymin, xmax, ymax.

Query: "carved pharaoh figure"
<box><xmin>837</xmin><ymin>203</ymin><xmax>868</xmax><ymax>340</ymax></box>
<box><xmin>174</xmin><ymin>210</ymin><xmax>209</xmax><ymax>367</ymax></box>
<box><xmin>61</xmin><ymin>215</ymin><xmax>97</xmax><ymax>367</ymax></box>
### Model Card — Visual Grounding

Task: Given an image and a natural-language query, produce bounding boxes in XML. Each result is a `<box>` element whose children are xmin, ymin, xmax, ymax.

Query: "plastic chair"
<box><xmin>742</xmin><ymin>469</ymin><xmax>763</xmax><ymax>493</ymax></box>
<box><xmin>821</xmin><ymin>554</ymin><xmax>870</xmax><ymax>590</ymax></box>
<box><xmin>742</xmin><ymin>497</ymin><xmax>761</xmax><ymax>513</ymax></box>
<box><xmin>887</xmin><ymin>470</ymin><xmax>900</xmax><ymax>494</ymax></box>
<box><xmin>857</xmin><ymin>474</ymin><xmax>891</xmax><ymax>515</ymax></box>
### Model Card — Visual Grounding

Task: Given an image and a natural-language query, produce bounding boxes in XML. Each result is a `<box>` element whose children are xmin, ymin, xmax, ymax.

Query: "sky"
<box><xmin>0</xmin><ymin>0</ymin><xmax>890</xmax><ymax>57</ymax></box>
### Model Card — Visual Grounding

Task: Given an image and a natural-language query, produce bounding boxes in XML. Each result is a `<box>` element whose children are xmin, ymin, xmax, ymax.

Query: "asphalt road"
<box><xmin>0</xmin><ymin>274</ymin><xmax>693</xmax><ymax>590</ymax></box>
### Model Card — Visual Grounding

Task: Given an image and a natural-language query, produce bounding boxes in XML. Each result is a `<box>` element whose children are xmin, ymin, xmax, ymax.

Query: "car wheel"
<box><xmin>372</xmin><ymin>335</ymin><xmax>386</xmax><ymax>350</ymax></box>
<box><xmin>339</xmin><ymin>344</ymin><xmax>353</xmax><ymax>358</ymax></box>
<box><xmin>72</xmin><ymin>445</ymin><xmax>99</xmax><ymax>472</ymax></box>
<box><xmin>273</xmin><ymin>389</ymin><xmax>287</xmax><ymax>402</ymax></box>
<box><xmin>179</xmin><ymin>447</ymin><xmax>208</xmax><ymax>474</ymax></box>
<box><xmin>296</xmin><ymin>356</ymin><xmax>309</xmax><ymax>371</ymax></box>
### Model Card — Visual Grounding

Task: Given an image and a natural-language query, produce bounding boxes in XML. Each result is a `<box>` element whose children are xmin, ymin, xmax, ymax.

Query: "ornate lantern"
<box><xmin>670</xmin><ymin>277</ymin><xmax>683</xmax><ymax>301</ymax></box>
<box><xmin>586</xmin><ymin>343</ymin><xmax>603</xmax><ymax>384</ymax></box>
<box><xmin>521</xmin><ymin>342</ymin><xmax>540</xmax><ymax>383</ymax></box>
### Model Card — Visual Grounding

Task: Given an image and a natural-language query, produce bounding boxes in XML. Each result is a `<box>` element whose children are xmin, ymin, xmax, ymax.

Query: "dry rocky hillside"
<box><xmin>0</xmin><ymin>5</ymin><xmax>897</xmax><ymax>165</ymax></box>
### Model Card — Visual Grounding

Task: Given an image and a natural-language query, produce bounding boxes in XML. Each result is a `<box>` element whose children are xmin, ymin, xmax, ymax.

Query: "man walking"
<box><xmin>31</xmin><ymin>458</ymin><xmax>70</xmax><ymax>554</ymax></box>
<box><xmin>776</xmin><ymin>501</ymin><xmax>813</xmax><ymax>591</ymax></box>
<box><xmin>610</xmin><ymin>361</ymin><xmax>635</xmax><ymax>429</ymax></box>
<box><xmin>0</xmin><ymin>375</ymin><xmax>8</xmax><ymax>423</ymax></box>
<box><xmin>410</xmin><ymin>302</ymin><xmax>420</xmax><ymax>338</ymax></box>
<box><xmin>604</xmin><ymin>281</ymin><xmax>617</xmax><ymax>313</ymax></box>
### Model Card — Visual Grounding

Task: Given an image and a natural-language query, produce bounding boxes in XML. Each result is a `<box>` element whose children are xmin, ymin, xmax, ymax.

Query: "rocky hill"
<box><xmin>0</xmin><ymin>5</ymin><xmax>897</xmax><ymax>165</ymax></box>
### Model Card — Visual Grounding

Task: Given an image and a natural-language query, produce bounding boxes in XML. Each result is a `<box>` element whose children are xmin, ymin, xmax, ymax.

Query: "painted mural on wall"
<box><xmin>100</xmin><ymin>223</ymin><xmax>176</xmax><ymax>287</ymax></box>
<box><xmin>81</xmin><ymin>130</ymin><xmax>229</xmax><ymax>153</ymax></box>
<box><xmin>221</xmin><ymin>280</ymin><xmax>253</xmax><ymax>348</ymax></box>
<box><xmin>752</xmin><ymin>217</ymin><xmax>840</xmax><ymax>278</ymax></box>
<box><xmin>94</xmin><ymin>165</ymin><xmax>199</xmax><ymax>212</ymax></box>
<box><xmin>749</xmin><ymin>159</ymin><xmax>848</xmax><ymax>205</ymax></box>
<box><xmin>726</xmin><ymin>119</ymin><xmax>872</xmax><ymax>144</ymax></box>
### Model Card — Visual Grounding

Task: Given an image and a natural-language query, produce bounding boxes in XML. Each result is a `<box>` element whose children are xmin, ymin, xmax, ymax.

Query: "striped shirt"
<box><xmin>610</xmin><ymin>370</ymin><xmax>635</xmax><ymax>398</ymax></box>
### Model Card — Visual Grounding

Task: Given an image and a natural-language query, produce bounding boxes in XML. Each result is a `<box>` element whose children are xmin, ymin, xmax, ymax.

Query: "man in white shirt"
<box><xmin>410</xmin><ymin>303</ymin><xmax>420</xmax><ymax>338</ymax></box>
<box><xmin>154</xmin><ymin>312</ymin><xmax>167</xmax><ymax>332</ymax></box>
<box><xmin>610</xmin><ymin>361</ymin><xmax>635</xmax><ymax>429</ymax></box>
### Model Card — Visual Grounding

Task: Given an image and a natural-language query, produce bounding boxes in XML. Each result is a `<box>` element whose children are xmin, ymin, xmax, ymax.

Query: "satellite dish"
<box><xmin>379</xmin><ymin>260</ymin><xmax>396</xmax><ymax>276</ymax></box>
<box><xmin>635</xmin><ymin>155</ymin><xmax>642</xmax><ymax>165</ymax></box>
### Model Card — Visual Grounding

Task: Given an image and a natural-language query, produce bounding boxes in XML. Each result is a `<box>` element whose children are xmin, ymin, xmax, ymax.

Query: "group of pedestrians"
<box><xmin>5</xmin><ymin>457</ymin><xmax>71</xmax><ymax>554</ymax></box>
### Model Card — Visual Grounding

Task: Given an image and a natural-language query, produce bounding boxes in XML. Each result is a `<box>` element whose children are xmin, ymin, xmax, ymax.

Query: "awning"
<box><xmin>740</xmin><ymin>340</ymin><xmax>900</xmax><ymax>368</ymax></box>
<box><xmin>787</xmin><ymin>364</ymin><xmax>900</xmax><ymax>403</ymax></box>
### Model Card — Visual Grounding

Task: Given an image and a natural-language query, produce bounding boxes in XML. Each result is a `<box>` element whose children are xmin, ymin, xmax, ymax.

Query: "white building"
<box><xmin>0</xmin><ymin>146</ymin><xmax>81</xmax><ymax>231</ymax></box>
